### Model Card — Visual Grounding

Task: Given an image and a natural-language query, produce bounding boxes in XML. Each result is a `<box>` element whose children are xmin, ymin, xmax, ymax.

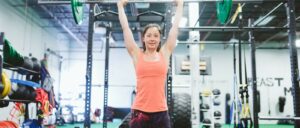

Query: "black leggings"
<box><xmin>129</xmin><ymin>110</ymin><xmax>171</xmax><ymax>128</ymax></box>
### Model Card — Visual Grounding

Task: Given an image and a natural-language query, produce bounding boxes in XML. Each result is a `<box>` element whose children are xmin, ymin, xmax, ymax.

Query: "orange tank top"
<box><xmin>132</xmin><ymin>51</ymin><xmax>168</xmax><ymax>112</ymax></box>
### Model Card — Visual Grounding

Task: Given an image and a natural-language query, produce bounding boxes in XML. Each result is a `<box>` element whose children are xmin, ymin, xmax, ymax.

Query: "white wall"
<box><xmin>0</xmin><ymin>0</ymin><xmax>69</xmax><ymax>121</ymax></box>
<box><xmin>173</xmin><ymin>44</ymin><xmax>296</xmax><ymax>124</ymax></box>
<box><xmin>60</xmin><ymin>48</ymin><xmax>136</xmax><ymax>113</ymax></box>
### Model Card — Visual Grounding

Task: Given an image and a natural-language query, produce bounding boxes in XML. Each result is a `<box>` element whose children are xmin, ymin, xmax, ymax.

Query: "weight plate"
<box><xmin>71</xmin><ymin>0</ymin><xmax>84</xmax><ymax>25</ymax></box>
<box><xmin>217</xmin><ymin>0</ymin><xmax>232</xmax><ymax>24</ymax></box>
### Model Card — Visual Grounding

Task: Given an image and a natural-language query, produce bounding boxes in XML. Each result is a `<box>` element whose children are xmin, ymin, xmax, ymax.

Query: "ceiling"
<box><xmin>5</xmin><ymin>0</ymin><xmax>300</xmax><ymax>49</ymax></box>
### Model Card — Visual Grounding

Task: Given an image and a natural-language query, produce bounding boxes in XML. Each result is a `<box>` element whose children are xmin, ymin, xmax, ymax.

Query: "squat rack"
<box><xmin>82</xmin><ymin>0</ymin><xmax>299</xmax><ymax>128</ymax></box>
<box><xmin>177</xmin><ymin>1</ymin><xmax>299</xmax><ymax>127</ymax></box>
<box><xmin>37</xmin><ymin>0</ymin><xmax>299</xmax><ymax>128</ymax></box>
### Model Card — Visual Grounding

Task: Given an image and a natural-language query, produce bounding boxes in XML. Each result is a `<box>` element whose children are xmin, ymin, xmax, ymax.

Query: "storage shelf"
<box><xmin>0</xmin><ymin>99</ymin><xmax>36</xmax><ymax>103</ymax></box>
<box><xmin>3</xmin><ymin>62</ymin><xmax>39</xmax><ymax>75</ymax></box>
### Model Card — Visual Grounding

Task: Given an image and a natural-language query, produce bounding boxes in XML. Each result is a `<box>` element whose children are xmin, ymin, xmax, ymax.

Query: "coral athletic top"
<box><xmin>132</xmin><ymin>51</ymin><xmax>168</xmax><ymax>112</ymax></box>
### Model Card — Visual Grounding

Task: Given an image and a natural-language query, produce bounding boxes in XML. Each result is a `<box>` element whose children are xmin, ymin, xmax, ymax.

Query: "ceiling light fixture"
<box><xmin>253</xmin><ymin>16</ymin><xmax>276</xmax><ymax>26</ymax></box>
<box><xmin>296</xmin><ymin>39</ymin><xmax>300</xmax><ymax>47</ymax></box>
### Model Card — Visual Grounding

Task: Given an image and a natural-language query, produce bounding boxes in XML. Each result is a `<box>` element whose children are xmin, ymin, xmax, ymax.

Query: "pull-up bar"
<box><xmin>38</xmin><ymin>0</ymin><xmax>236</xmax><ymax>25</ymax></box>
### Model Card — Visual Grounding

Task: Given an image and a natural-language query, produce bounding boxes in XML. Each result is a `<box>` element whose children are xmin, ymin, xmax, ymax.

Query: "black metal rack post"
<box><xmin>84</xmin><ymin>4</ymin><xmax>95</xmax><ymax>128</ymax></box>
<box><xmin>102</xmin><ymin>27</ymin><xmax>110</xmax><ymax>128</ymax></box>
<box><xmin>164</xmin><ymin>3</ymin><xmax>173</xmax><ymax>127</ymax></box>
<box><xmin>0</xmin><ymin>32</ymin><xmax>3</xmax><ymax>82</ymax></box>
<box><xmin>285</xmin><ymin>0</ymin><xmax>300</xmax><ymax>127</ymax></box>
<box><xmin>249</xmin><ymin>18</ymin><xmax>259</xmax><ymax>128</ymax></box>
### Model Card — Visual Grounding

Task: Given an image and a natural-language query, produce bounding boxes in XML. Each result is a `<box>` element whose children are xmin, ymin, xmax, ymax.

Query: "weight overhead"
<box><xmin>71</xmin><ymin>0</ymin><xmax>84</xmax><ymax>25</ymax></box>
<box><xmin>69</xmin><ymin>0</ymin><xmax>233</xmax><ymax>25</ymax></box>
<box><xmin>216</xmin><ymin>0</ymin><xmax>232</xmax><ymax>24</ymax></box>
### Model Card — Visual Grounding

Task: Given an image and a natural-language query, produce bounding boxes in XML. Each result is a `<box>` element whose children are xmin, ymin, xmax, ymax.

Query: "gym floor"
<box><xmin>56</xmin><ymin>123</ymin><xmax>294</xmax><ymax>128</ymax></box>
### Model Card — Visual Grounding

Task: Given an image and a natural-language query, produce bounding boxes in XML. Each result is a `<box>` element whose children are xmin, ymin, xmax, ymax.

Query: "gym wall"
<box><xmin>60</xmin><ymin>48</ymin><xmax>136</xmax><ymax>120</ymax></box>
<box><xmin>0</xmin><ymin>0</ymin><xmax>69</xmax><ymax>121</ymax></box>
<box><xmin>172</xmin><ymin>44</ymin><xmax>296</xmax><ymax>124</ymax></box>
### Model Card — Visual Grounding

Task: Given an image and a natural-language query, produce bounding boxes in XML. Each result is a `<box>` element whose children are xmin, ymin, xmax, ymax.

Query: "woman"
<box><xmin>117</xmin><ymin>0</ymin><xmax>183</xmax><ymax>127</ymax></box>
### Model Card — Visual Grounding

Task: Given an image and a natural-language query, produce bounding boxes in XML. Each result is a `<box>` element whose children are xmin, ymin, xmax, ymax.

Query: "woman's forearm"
<box><xmin>117</xmin><ymin>1</ymin><xmax>138</xmax><ymax>54</ymax></box>
<box><xmin>118</xmin><ymin>4</ymin><xmax>130</xmax><ymax>30</ymax></box>
<box><xmin>172</xmin><ymin>2</ymin><xmax>184</xmax><ymax>28</ymax></box>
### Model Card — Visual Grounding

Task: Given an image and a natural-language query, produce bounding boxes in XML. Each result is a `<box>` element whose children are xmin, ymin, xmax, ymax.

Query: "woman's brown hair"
<box><xmin>142</xmin><ymin>23</ymin><xmax>162</xmax><ymax>52</ymax></box>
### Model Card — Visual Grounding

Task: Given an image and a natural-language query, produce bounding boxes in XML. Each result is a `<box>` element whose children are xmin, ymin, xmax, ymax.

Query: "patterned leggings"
<box><xmin>129</xmin><ymin>110</ymin><xmax>171</xmax><ymax>128</ymax></box>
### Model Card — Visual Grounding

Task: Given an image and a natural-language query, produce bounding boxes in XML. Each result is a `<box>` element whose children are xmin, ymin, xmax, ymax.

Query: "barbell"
<box><xmin>69</xmin><ymin>0</ymin><xmax>232</xmax><ymax>25</ymax></box>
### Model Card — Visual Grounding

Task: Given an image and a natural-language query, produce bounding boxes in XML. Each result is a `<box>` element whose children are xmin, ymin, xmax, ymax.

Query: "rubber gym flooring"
<box><xmin>57</xmin><ymin>123</ymin><xmax>294</xmax><ymax>128</ymax></box>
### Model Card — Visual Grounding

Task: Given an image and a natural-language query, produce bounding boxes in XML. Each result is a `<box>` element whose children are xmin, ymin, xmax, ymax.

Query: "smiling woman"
<box><xmin>141</xmin><ymin>24</ymin><xmax>162</xmax><ymax>52</ymax></box>
<box><xmin>1</xmin><ymin>0</ymin><xmax>300</xmax><ymax>127</ymax></box>
<box><xmin>117</xmin><ymin>0</ymin><xmax>183</xmax><ymax>127</ymax></box>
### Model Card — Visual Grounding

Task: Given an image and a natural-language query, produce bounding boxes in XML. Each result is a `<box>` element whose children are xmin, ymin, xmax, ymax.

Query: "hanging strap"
<box><xmin>241</xmin><ymin>42</ymin><xmax>253</xmax><ymax>128</ymax></box>
<box><xmin>230</xmin><ymin>42</ymin><xmax>242</xmax><ymax>128</ymax></box>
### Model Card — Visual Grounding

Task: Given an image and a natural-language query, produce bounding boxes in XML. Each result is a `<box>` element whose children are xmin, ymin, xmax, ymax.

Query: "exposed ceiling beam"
<box><xmin>296</xmin><ymin>16</ymin><xmax>300</xmax><ymax>21</ymax></box>
<box><xmin>39</xmin><ymin>5</ymin><xmax>86</xmax><ymax>48</ymax></box>
<box><xmin>252</xmin><ymin>2</ymin><xmax>284</xmax><ymax>26</ymax></box>
<box><xmin>258</xmin><ymin>32</ymin><xmax>300</xmax><ymax>48</ymax></box>
<box><xmin>201</xmin><ymin>16</ymin><xmax>218</xmax><ymax>41</ymax></box>
<box><xmin>263</xmin><ymin>32</ymin><xmax>287</xmax><ymax>42</ymax></box>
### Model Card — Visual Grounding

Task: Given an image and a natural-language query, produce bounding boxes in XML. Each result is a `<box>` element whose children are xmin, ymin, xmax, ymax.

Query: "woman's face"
<box><xmin>143</xmin><ymin>27</ymin><xmax>161</xmax><ymax>51</ymax></box>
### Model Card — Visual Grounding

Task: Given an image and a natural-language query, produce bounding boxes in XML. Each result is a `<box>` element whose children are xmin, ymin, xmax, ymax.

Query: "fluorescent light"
<box><xmin>135</xmin><ymin>3</ymin><xmax>150</xmax><ymax>8</ymax></box>
<box><xmin>229</xmin><ymin>37</ymin><xmax>238</xmax><ymax>43</ymax></box>
<box><xmin>296</xmin><ymin>39</ymin><xmax>300</xmax><ymax>47</ymax></box>
<box><xmin>253</xmin><ymin>16</ymin><xmax>276</xmax><ymax>26</ymax></box>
